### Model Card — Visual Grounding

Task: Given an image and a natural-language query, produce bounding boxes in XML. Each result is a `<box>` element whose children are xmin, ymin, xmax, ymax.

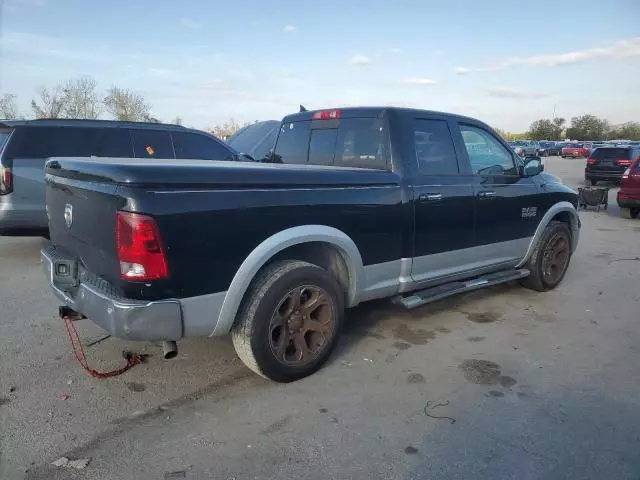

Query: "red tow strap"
<box><xmin>62</xmin><ymin>316</ymin><xmax>144</xmax><ymax>378</ymax></box>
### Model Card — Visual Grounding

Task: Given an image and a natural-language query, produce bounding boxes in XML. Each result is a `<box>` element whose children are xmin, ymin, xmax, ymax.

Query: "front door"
<box><xmin>409</xmin><ymin>117</ymin><xmax>476</xmax><ymax>284</ymax></box>
<box><xmin>455</xmin><ymin>123</ymin><xmax>540</xmax><ymax>266</ymax></box>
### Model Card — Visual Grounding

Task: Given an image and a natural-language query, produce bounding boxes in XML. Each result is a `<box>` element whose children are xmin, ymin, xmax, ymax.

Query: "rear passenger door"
<box><xmin>455</xmin><ymin>123</ymin><xmax>540</xmax><ymax>266</ymax></box>
<box><xmin>408</xmin><ymin>117</ymin><xmax>477</xmax><ymax>283</ymax></box>
<box><xmin>172</xmin><ymin>131</ymin><xmax>236</xmax><ymax>160</ymax></box>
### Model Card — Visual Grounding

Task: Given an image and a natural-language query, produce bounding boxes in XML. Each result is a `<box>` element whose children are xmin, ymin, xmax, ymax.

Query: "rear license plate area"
<box><xmin>52</xmin><ymin>258</ymin><xmax>79</xmax><ymax>288</ymax></box>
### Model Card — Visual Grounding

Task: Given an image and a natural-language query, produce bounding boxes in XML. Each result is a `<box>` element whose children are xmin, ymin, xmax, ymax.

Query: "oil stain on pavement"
<box><xmin>393</xmin><ymin>341</ymin><xmax>412</xmax><ymax>350</ymax></box>
<box><xmin>393</xmin><ymin>324</ymin><xmax>435</xmax><ymax>345</ymax></box>
<box><xmin>467</xmin><ymin>336</ymin><xmax>486</xmax><ymax>342</ymax></box>
<box><xmin>465</xmin><ymin>312</ymin><xmax>501</xmax><ymax>323</ymax></box>
<box><xmin>407</xmin><ymin>373</ymin><xmax>426</xmax><ymax>384</ymax></box>
<box><xmin>126</xmin><ymin>382</ymin><xmax>146</xmax><ymax>393</ymax></box>
<box><xmin>458</xmin><ymin>359</ymin><xmax>517</xmax><ymax>388</ymax></box>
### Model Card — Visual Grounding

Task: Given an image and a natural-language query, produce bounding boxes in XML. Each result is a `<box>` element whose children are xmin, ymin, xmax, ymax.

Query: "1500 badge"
<box><xmin>521</xmin><ymin>207</ymin><xmax>537</xmax><ymax>218</ymax></box>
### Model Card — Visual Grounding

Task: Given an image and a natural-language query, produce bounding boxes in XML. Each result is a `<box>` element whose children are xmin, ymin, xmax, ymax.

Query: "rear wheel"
<box><xmin>521</xmin><ymin>221</ymin><xmax>572</xmax><ymax>292</ymax></box>
<box><xmin>587</xmin><ymin>178</ymin><xmax>597</xmax><ymax>186</ymax></box>
<box><xmin>231</xmin><ymin>260</ymin><xmax>344</xmax><ymax>382</ymax></box>
<box><xmin>621</xmin><ymin>208</ymin><xmax>640</xmax><ymax>219</ymax></box>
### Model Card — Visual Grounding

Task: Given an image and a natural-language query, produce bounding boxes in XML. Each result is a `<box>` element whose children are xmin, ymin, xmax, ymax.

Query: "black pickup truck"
<box><xmin>41</xmin><ymin>107</ymin><xmax>581</xmax><ymax>382</ymax></box>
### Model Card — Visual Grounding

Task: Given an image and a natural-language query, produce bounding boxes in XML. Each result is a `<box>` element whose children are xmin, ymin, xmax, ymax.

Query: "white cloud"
<box><xmin>180</xmin><ymin>18</ymin><xmax>201</xmax><ymax>29</ymax></box>
<box><xmin>282</xmin><ymin>25</ymin><xmax>297</xmax><ymax>33</ymax></box>
<box><xmin>487</xmin><ymin>87</ymin><xmax>550</xmax><ymax>99</ymax></box>
<box><xmin>462</xmin><ymin>37</ymin><xmax>640</xmax><ymax>74</ymax></box>
<box><xmin>347</xmin><ymin>54</ymin><xmax>372</xmax><ymax>66</ymax></box>
<box><xmin>400</xmin><ymin>77</ymin><xmax>437</xmax><ymax>86</ymax></box>
<box><xmin>390</xmin><ymin>48</ymin><xmax>402</xmax><ymax>54</ymax></box>
<box><xmin>4</xmin><ymin>0</ymin><xmax>44</xmax><ymax>11</ymax></box>
<box><xmin>455</xmin><ymin>67</ymin><xmax>470</xmax><ymax>75</ymax></box>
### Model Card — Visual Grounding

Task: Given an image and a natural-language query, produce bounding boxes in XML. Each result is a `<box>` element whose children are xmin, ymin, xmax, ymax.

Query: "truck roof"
<box><xmin>281</xmin><ymin>106</ymin><xmax>490</xmax><ymax>127</ymax></box>
<box><xmin>0</xmin><ymin>118</ymin><xmax>185</xmax><ymax>130</ymax></box>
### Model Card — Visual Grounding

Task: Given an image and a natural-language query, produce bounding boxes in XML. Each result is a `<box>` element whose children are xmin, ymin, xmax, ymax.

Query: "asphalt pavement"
<box><xmin>1</xmin><ymin>157</ymin><xmax>639</xmax><ymax>480</ymax></box>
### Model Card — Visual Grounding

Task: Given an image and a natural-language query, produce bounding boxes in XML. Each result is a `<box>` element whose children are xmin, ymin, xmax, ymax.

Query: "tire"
<box><xmin>520</xmin><ymin>221</ymin><xmax>572</xmax><ymax>292</ymax></box>
<box><xmin>622</xmin><ymin>208</ymin><xmax>640</xmax><ymax>219</ymax></box>
<box><xmin>231</xmin><ymin>260</ymin><xmax>344</xmax><ymax>382</ymax></box>
<box><xmin>561</xmin><ymin>155</ymin><xmax>566</xmax><ymax>158</ymax></box>
<box><xmin>590</xmin><ymin>178</ymin><xmax>597</xmax><ymax>186</ymax></box>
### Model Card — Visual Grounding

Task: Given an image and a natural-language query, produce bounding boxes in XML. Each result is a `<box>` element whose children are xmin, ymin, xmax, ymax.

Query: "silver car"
<box><xmin>0</xmin><ymin>119</ymin><xmax>238</xmax><ymax>235</ymax></box>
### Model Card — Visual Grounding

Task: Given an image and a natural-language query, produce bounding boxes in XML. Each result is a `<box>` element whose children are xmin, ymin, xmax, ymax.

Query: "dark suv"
<box><xmin>0</xmin><ymin>119</ymin><xmax>238</xmax><ymax>234</ymax></box>
<box><xmin>585</xmin><ymin>146</ymin><xmax>640</xmax><ymax>186</ymax></box>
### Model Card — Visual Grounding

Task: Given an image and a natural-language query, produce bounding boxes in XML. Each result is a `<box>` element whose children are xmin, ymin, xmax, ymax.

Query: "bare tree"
<box><xmin>61</xmin><ymin>76</ymin><xmax>102</xmax><ymax>119</ymax></box>
<box><xmin>103</xmin><ymin>87</ymin><xmax>151</xmax><ymax>122</ymax></box>
<box><xmin>209</xmin><ymin>119</ymin><xmax>255</xmax><ymax>139</ymax></box>
<box><xmin>0</xmin><ymin>94</ymin><xmax>20</xmax><ymax>119</ymax></box>
<box><xmin>31</xmin><ymin>85</ymin><xmax>66</xmax><ymax>119</ymax></box>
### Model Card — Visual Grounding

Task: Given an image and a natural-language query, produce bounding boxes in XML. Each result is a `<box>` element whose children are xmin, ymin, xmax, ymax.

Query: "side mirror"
<box><xmin>523</xmin><ymin>157</ymin><xmax>542</xmax><ymax>176</ymax></box>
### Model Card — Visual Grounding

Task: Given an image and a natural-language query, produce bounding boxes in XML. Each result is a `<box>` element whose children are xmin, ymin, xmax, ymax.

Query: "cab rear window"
<box><xmin>272</xmin><ymin>117</ymin><xmax>387</xmax><ymax>170</ymax></box>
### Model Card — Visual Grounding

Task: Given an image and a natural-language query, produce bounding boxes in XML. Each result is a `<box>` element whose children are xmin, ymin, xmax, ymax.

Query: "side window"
<box><xmin>459</xmin><ymin>124</ymin><xmax>517</xmax><ymax>175</ymax></box>
<box><xmin>413</xmin><ymin>119</ymin><xmax>459</xmax><ymax>175</ymax></box>
<box><xmin>272</xmin><ymin>121</ymin><xmax>311</xmax><ymax>164</ymax></box>
<box><xmin>12</xmin><ymin>127</ymin><xmax>103</xmax><ymax>158</ymax></box>
<box><xmin>131</xmin><ymin>130</ymin><xmax>173</xmax><ymax>159</ymax></box>
<box><xmin>98</xmin><ymin>128</ymin><xmax>132</xmax><ymax>157</ymax></box>
<box><xmin>334</xmin><ymin>118</ymin><xmax>386</xmax><ymax>170</ymax></box>
<box><xmin>308</xmin><ymin>129</ymin><xmax>338</xmax><ymax>165</ymax></box>
<box><xmin>173</xmin><ymin>131</ymin><xmax>235</xmax><ymax>160</ymax></box>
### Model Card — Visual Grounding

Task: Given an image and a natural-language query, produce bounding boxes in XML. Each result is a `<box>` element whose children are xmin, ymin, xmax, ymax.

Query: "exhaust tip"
<box><xmin>162</xmin><ymin>341</ymin><xmax>178</xmax><ymax>360</ymax></box>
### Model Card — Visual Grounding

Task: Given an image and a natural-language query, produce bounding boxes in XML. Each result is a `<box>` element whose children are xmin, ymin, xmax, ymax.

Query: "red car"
<box><xmin>561</xmin><ymin>143</ymin><xmax>590</xmax><ymax>158</ymax></box>
<box><xmin>617</xmin><ymin>156</ymin><xmax>640</xmax><ymax>219</ymax></box>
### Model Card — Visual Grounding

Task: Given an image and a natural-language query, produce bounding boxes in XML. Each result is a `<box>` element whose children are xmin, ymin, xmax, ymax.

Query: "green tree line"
<box><xmin>497</xmin><ymin>115</ymin><xmax>640</xmax><ymax>142</ymax></box>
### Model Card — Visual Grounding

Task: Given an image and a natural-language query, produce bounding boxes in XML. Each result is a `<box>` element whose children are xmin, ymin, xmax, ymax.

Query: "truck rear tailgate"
<box><xmin>46</xmin><ymin>166</ymin><xmax>124</xmax><ymax>286</ymax></box>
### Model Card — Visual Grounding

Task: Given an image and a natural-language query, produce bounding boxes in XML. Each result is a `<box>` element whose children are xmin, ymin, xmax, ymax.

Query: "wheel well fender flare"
<box><xmin>516</xmin><ymin>201</ymin><xmax>580</xmax><ymax>268</ymax></box>
<box><xmin>210</xmin><ymin>225</ymin><xmax>364</xmax><ymax>336</ymax></box>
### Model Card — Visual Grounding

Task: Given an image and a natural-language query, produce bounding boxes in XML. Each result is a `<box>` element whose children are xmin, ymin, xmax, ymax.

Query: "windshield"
<box><xmin>227</xmin><ymin>121</ymin><xmax>279</xmax><ymax>160</ymax></box>
<box><xmin>0</xmin><ymin>129</ymin><xmax>11</xmax><ymax>153</ymax></box>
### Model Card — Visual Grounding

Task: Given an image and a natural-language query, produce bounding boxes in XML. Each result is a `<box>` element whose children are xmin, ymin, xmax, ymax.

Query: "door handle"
<box><xmin>478</xmin><ymin>190</ymin><xmax>497</xmax><ymax>199</ymax></box>
<box><xmin>418</xmin><ymin>193</ymin><xmax>443</xmax><ymax>202</ymax></box>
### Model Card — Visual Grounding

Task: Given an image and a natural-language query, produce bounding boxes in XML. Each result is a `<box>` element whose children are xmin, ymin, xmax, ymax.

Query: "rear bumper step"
<box><xmin>393</xmin><ymin>269</ymin><xmax>530</xmax><ymax>309</ymax></box>
<box><xmin>41</xmin><ymin>244</ymin><xmax>183</xmax><ymax>341</ymax></box>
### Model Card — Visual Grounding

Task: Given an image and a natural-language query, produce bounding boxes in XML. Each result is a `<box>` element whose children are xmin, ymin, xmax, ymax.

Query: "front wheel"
<box><xmin>521</xmin><ymin>221</ymin><xmax>572</xmax><ymax>292</ymax></box>
<box><xmin>231</xmin><ymin>260</ymin><xmax>344</xmax><ymax>382</ymax></box>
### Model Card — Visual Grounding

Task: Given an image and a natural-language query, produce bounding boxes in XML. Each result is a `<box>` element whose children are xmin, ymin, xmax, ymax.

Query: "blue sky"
<box><xmin>1</xmin><ymin>0</ymin><xmax>639</xmax><ymax>131</ymax></box>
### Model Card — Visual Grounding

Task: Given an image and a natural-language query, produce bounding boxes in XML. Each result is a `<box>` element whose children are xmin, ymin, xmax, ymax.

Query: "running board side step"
<box><xmin>392</xmin><ymin>269</ymin><xmax>531</xmax><ymax>309</ymax></box>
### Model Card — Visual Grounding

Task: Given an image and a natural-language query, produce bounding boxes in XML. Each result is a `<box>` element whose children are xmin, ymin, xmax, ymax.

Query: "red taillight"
<box><xmin>116</xmin><ymin>211</ymin><xmax>168</xmax><ymax>281</ymax></box>
<box><xmin>586</xmin><ymin>158</ymin><xmax>596</xmax><ymax>165</ymax></box>
<box><xmin>0</xmin><ymin>167</ymin><xmax>12</xmax><ymax>195</ymax></box>
<box><xmin>312</xmin><ymin>110</ymin><xmax>341</xmax><ymax>120</ymax></box>
<box><xmin>616</xmin><ymin>159</ymin><xmax>632</xmax><ymax>166</ymax></box>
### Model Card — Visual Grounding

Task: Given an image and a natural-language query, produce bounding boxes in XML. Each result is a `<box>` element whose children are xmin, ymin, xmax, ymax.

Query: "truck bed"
<box><xmin>45</xmin><ymin>157</ymin><xmax>405</xmax><ymax>301</ymax></box>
